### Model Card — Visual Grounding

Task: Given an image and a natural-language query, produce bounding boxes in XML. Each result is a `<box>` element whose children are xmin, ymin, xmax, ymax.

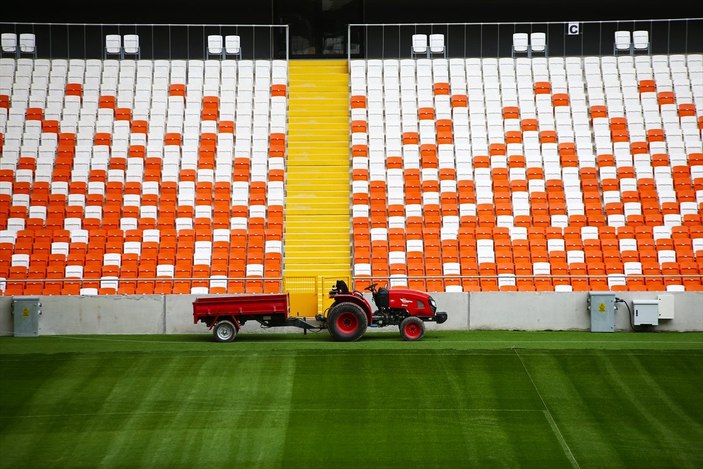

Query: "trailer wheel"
<box><xmin>214</xmin><ymin>320</ymin><xmax>238</xmax><ymax>342</ymax></box>
<box><xmin>400</xmin><ymin>316</ymin><xmax>425</xmax><ymax>341</ymax></box>
<box><xmin>328</xmin><ymin>303</ymin><xmax>368</xmax><ymax>342</ymax></box>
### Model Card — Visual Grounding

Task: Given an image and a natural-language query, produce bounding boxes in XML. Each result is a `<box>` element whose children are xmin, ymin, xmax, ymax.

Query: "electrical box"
<box><xmin>588</xmin><ymin>293</ymin><xmax>615</xmax><ymax>332</ymax></box>
<box><xmin>12</xmin><ymin>296</ymin><xmax>41</xmax><ymax>337</ymax></box>
<box><xmin>633</xmin><ymin>299</ymin><xmax>659</xmax><ymax>326</ymax></box>
<box><xmin>657</xmin><ymin>293</ymin><xmax>675</xmax><ymax>319</ymax></box>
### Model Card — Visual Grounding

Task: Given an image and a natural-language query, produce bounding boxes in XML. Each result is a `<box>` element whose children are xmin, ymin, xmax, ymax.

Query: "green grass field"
<box><xmin>1</xmin><ymin>330</ymin><xmax>703</xmax><ymax>468</ymax></box>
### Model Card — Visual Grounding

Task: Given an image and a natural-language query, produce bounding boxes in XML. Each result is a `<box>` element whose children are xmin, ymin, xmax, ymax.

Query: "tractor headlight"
<box><xmin>428</xmin><ymin>296</ymin><xmax>437</xmax><ymax>313</ymax></box>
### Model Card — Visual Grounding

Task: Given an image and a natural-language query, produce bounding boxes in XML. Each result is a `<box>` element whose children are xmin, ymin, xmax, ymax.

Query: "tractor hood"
<box><xmin>387</xmin><ymin>288</ymin><xmax>437</xmax><ymax>317</ymax></box>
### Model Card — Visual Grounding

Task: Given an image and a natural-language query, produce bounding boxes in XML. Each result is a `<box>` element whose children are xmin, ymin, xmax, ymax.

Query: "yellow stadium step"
<box><xmin>287</xmin><ymin>150</ymin><xmax>348</xmax><ymax>158</ymax></box>
<box><xmin>287</xmin><ymin>142</ymin><xmax>348</xmax><ymax>150</ymax></box>
<box><xmin>288</xmin><ymin>92</ymin><xmax>349</xmax><ymax>101</ymax></box>
<box><xmin>286</xmin><ymin>176</ymin><xmax>349</xmax><ymax>184</ymax></box>
<box><xmin>287</xmin><ymin>122</ymin><xmax>348</xmax><ymax>134</ymax></box>
<box><xmin>285</xmin><ymin>59</ymin><xmax>351</xmax><ymax>314</ymax></box>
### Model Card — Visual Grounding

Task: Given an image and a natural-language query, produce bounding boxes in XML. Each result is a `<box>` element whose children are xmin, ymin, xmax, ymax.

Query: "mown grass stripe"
<box><xmin>1</xmin><ymin>331</ymin><xmax>702</xmax><ymax>468</ymax></box>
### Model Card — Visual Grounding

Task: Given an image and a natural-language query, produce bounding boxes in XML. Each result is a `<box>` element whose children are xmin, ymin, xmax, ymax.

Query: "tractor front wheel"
<box><xmin>400</xmin><ymin>316</ymin><xmax>425</xmax><ymax>341</ymax></box>
<box><xmin>214</xmin><ymin>320</ymin><xmax>238</xmax><ymax>342</ymax></box>
<box><xmin>327</xmin><ymin>303</ymin><xmax>368</xmax><ymax>342</ymax></box>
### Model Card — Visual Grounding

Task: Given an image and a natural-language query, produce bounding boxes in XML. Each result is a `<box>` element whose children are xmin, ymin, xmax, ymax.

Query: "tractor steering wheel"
<box><xmin>364</xmin><ymin>283</ymin><xmax>378</xmax><ymax>292</ymax></box>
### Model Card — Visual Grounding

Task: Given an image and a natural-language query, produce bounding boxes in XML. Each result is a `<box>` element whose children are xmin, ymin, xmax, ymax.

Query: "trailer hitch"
<box><xmin>284</xmin><ymin>317</ymin><xmax>324</xmax><ymax>334</ymax></box>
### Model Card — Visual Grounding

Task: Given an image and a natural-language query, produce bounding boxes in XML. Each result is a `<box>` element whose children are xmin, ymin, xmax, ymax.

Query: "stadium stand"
<box><xmin>0</xmin><ymin>31</ymin><xmax>289</xmax><ymax>294</ymax></box>
<box><xmin>0</xmin><ymin>19</ymin><xmax>701</xmax><ymax>297</ymax></box>
<box><xmin>348</xmin><ymin>41</ymin><xmax>703</xmax><ymax>292</ymax></box>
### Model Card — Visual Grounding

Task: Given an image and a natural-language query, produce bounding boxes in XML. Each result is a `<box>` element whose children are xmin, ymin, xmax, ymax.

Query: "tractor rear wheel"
<box><xmin>400</xmin><ymin>316</ymin><xmax>425</xmax><ymax>341</ymax></box>
<box><xmin>327</xmin><ymin>303</ymin><xmax>368</xmax><ymax>342</ymax></box>
<box><xmin>214</xmin><ymin>320</ymin><xmax>238</xmax><ymax>342</ymax></box>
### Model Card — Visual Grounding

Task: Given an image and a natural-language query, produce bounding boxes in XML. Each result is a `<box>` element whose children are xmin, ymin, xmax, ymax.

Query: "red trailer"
<box><xmin>193</xmin><ymin>280</ymin><xmax>448</xmax><ymax>342</ymax></box>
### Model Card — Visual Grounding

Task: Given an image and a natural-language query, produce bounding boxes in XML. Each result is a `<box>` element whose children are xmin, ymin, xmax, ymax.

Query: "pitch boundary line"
<box><xmin>5</xmin><ymin>334</ymin><xmax>703</xmax><ymax>347</ymax></box>
<box><xmin>513</xmin><ymin>346</ymin><xmax>581</xmax><ymax>469</ymax></box>
<box><xmin>2</xmin><ymin>350</ymin><xmax>701</xmax><ymax>363</ymax></box>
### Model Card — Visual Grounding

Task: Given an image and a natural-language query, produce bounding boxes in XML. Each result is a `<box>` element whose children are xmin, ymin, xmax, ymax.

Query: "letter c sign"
<box><xmin>568</xmin><ymin>22</ymin><xmax>580</xmax><ymax>35</ymax></box>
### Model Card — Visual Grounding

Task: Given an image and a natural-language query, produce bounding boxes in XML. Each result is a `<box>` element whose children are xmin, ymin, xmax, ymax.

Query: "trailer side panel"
<box><xmin>193</xmin><ymin>293</ymin><xmax>290</xmax><ymax>323</ymax></box>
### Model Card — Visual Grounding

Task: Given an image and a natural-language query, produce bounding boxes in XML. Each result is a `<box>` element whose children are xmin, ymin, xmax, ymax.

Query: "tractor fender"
<box><xmin>331</xmin><ymin>294</ymin><xmax>373</xmax><ymax>324</ymax></box>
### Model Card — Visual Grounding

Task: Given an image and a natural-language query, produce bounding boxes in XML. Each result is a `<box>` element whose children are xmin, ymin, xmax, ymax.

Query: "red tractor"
<box><xmin>318</xmin><ymin>280</ymin><xmax>448</xmax><ymax>341</ymax></box>
<box><xmin>193</xmin><ymin>279</ymin><xmax>447</xmax><ymax>342</ymax></box>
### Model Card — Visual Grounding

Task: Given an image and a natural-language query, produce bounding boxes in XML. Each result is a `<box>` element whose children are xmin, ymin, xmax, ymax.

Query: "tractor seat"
<box><xmin>335</xmin><ymin>280</ymin><xmax>350</xmax><ymax>294</ymax></box>
<box><xmin>373</xmin><ymin>287</ymin><xmax>390</xmax><ymax>308</ymax></box>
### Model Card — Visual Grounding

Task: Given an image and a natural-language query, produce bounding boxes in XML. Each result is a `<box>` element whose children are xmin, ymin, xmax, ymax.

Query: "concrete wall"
<box><xmin>1</xmin><ymin>292</ymin><xmax>701</xmax><ymax>337</ymax></box>
<box><xmin>468</xmin><ymin>291</ymin><xmax>703</xmax><ymax>332</ymax></box>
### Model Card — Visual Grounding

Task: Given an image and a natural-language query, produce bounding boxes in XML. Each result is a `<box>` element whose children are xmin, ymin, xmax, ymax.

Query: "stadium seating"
<box><xmin>348</xmin><ymin>52</ymin><xmax>703</xmax><ymax>292</ymax></box>
<box><xmin>0</xmin><ymin>36</ymin><xmax>702</xmax><ymax>295</ymax></box>
<box><xmin>2</xmin><ymin>33</ymin><xmax>18</xmax><ymax>57</ymax></box>
<box><xmin>0</xmin><ymin>52</ymin><xmax>288</xmax><ymax>294</ymax></box>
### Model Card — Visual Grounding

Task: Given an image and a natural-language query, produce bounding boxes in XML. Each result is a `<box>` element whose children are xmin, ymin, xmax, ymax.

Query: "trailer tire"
<box><xmin>400</xmin><ymin>316</ymin><xmax>425</xmax><ymax>341</ymax></box>
<box><xmin>328</xmin><ymin>303</ymin><xmax>368</xmax><ymax>342</ymax></box>
<box><xmin>214</xmin><ymin>320</ymin><xmax>238</xmax><ymax>342</ymax></box>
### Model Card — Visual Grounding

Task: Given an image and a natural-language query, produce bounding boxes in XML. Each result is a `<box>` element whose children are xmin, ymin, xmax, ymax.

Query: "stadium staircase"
<box><xmin>284</xmin><ymin>59</ymin><xmax>352</xmax><ymax>305</ymax></box>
